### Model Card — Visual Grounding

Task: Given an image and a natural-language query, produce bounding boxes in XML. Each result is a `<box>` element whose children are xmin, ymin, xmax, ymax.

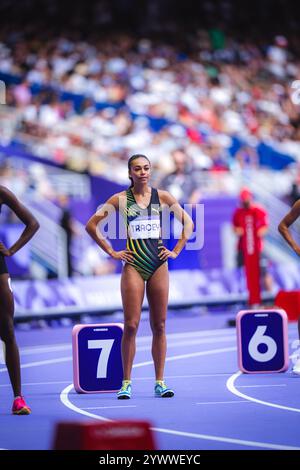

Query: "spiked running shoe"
<box><xmin>154</xmin><ymin>381</ymin><xmax>174</xmax><ymax>398</ymax></box>
<box><xmin>117</xmin><ymin>380</ymin><xmax>132</xmax><ymax>399</ymax></box>
<box><xmin>12</xmin><ymin>396</ymin><xmax>31</xmax><ymax>415</ymax></box>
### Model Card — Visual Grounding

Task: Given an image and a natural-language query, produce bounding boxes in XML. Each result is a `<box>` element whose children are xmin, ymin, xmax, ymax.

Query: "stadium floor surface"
<box><xmin>0</xmin><ymin>310</ymin><xmax>299</xmax><ymax>450</ymax></box>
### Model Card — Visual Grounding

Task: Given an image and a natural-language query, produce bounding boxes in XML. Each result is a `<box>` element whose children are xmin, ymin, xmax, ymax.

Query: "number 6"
<box><xmin>248</xmin><ymin>326</ymin><xmax>277</xmax><ymax>362</ymax></box>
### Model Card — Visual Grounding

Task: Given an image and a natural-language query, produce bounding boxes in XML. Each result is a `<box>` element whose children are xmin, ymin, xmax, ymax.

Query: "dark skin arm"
<box><xmin>0</xmin><ymin>185</ymin><xmax>40</xmax><ymax>257</ymax></box>
<box><xmin>278</xmin><ymin>200</ymin><xmax>300</xmax><ymax>256</ymax></box>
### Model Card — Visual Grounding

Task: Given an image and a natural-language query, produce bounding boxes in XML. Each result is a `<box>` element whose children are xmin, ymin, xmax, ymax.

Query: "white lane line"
<box><xmin>0</xmin><ymin>380</ymin><xmax>71</xmax><ymax>388</ymax></box>
<box><xmin>138</xmin><ymin>330</ymin><xmax>297</xmax><ymax>344</ymax></box>
<box><xmin>237</xmin><ymin>384</ymin><xmax>287</xmax><ymax>388</ymax></box>
<box><xmin>133</xmin><ymin>347</ymin><xmax>237</xmax><ymax>369</ymax></box>
<box><xmin>60</xmin><ymin>348</ymin><xmax>300</xmax><ymax>450</ymax></box>
<box><xmin>0</xmin><ymin>356</ymin><xmax>71</xmax><ymax>373</ymax></box>
<box><xmin>81</xmin><ymin>406</ymin><xmax>137</xmax><ymax>410</ymax></box>
<box><xmin>60</xmin><ymin>384</ymin><xmax>111</xmax><ymax>422</ymax></box>
<box><xmin>227</xmin><ymin>371</ymin><xmax>300</xmax><ymax>414</ymax></box>
<box><xmin>19</xmin><ymin>333</ymin><xmax>300</xmax><ymax>356</ymax></box>
<box><xmin>150</xmin><ymin>427</ymin><xmax>300</xmax><ymax>450</ymax></box>
<box><xmin>8</xmin><ymin>348</ymin><xmax>235</xmax><ymax>376</ymax></box>
<box><xmin>19</xmin><ymin>344</ymin><xmax>71</xmax><ymax>355</ymax></box>
<box><xmin>2</xmin><ymin>327</ymin><xmax>298</xmax><ymax>449</ymax></box>
<box><xmin>196</xmin><ymin>400</ymin><xmax>249</xmax><ymax>405</ymax></box>
<box><xmin>15</xmin><ymin>331</ymin><xmax>297</xmax><ymax>357</ymax></box>
<box><xmin>138</xmin><ymin>336</ymin><xmax>236</xmax><ymax>352</ymax></box>
<box><xmin>16</xmin><ymin>334</ymin><xmax>237</xmax><ymax>357</ymax></box>
<box><xmin>138</xmin><ymin>329</ymin><xmax>236</xmax><ymax>342</ymax></box>
<box><xmin>135</xmin><ymin>373</ymin><xmax>232</xmax><ymax>380</ymax></box>
<box><xmin>0</xmin><ymin>375</ymin><xmax>232</xmax><ymax>388</ymax></box>
<box><xmin>0</xmin><ymin>346</ymin><xmax>236</xmax><ymax>374</ymax></box>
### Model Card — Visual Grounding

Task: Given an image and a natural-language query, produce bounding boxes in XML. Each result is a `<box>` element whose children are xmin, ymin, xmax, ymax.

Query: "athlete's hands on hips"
<box><xmin>158</xmin><ymin>246</ymin><xmax>178</xmax><ymax>261</ymax></box>
<box><xmin>0</xmin><ymin>242</ymin><xmax>11</xmax><ymax>257</ymax></box>
<box><xmin>111</xmin><ymin>249</ymin><xmax>135</xmax><ymax>263</ymax></box>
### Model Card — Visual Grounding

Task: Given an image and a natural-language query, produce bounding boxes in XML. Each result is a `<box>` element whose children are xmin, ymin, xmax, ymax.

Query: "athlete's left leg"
<box><xmin>0</xmin><ymin>274</ymin><xmax>21</xmax><ymax>397</ymax></box>
<box><xmin>146</xmin><ymin>263</ymin><xmax>169</xmax><ymax>381</ymax></box>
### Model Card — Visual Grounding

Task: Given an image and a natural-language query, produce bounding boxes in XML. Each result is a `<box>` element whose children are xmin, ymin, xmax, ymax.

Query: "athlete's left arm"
<box><xmin>158</xmin><ymin>190</ymin><xmax>195</xmax><ymax>261</ymax></box>
<box><xmin>0</xmin><ymin>186</ymin><xmax>40</xmax><ymax>256</ymax></box>
<box><xmin>278</xmin><ymin>200</ymin><xmax>300</xmax><ymax>256</ymax></box>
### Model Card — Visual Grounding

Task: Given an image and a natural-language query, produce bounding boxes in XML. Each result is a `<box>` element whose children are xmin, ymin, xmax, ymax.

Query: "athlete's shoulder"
<box><xmin>0</xmin><ymin>184</ymin><xmax>8</xmax><ymax>196</ymax></box>
<box><xmin>115</xmin><ymin>190</ymin><xmax>127</xmax><ymax>198</ymax></box>
<box><xmin>0</xmin><ymin>185</ymin><xmax>14</xmax><ymax>204</ymax></box>
<box><xmin>157</xmin><ymin>189</ymin><xmax>177</xmax><ymax>205</ymax></box>
<box><xmin>105</xmin><ymin>191</ymin><xmax>127</xmax><ymax>207</ymax></box>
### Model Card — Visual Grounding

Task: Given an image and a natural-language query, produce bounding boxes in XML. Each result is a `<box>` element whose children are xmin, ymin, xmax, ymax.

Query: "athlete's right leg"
<box><xmin>120</xmin><ymin>264</ymin><xmax>145</xmax><ymax>381</ymax></box>
<box><xmin>0</xmin><ymin>274</ymin><xmax>22</xmax><ymax>398</ymax></box>
<box><xmin>292</xmin><ymin>317</ymin><xmax>300</xmax><ymax>375</ymax></box>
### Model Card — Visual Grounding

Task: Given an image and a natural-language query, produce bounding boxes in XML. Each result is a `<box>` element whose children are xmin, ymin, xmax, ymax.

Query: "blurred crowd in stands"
<box><xmin>0</xmin><ymin>0</ymin><xmax>300</xmax><ymax>184</ymax></box>
<box><xmin>1</xmin><ymin>0</ymin><xmax>300</xmax><ymax>280</ymax></box>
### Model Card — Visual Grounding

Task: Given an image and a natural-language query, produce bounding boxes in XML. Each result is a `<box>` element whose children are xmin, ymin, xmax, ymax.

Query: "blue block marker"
<box><xmin>72</xmin><ymin>323</ymin><xmax>123</xmax><ymax>393</ymax></box>
<box><xmin>236</xmin><ymin>309</ymin><xmax>289</xmax><ymax>373</ymax></box>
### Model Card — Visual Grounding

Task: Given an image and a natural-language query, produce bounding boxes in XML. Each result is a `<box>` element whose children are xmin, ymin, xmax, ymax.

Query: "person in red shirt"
<box><xmin>232</xmin><ymin>188</ymin><xmax>273</xmax><ymax>292</ymax></box>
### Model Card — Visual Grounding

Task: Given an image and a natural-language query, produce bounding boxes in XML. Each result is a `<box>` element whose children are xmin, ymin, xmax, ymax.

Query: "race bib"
<box><xmin>129</xmin><ymin>216</ymin><xmax>160</xmax><ymax>239</ymax></box>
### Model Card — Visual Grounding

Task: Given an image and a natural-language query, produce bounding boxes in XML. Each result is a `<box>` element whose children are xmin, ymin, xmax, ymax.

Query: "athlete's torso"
<box><xmin>124</xmin><ymin>187</ymin><xmax>165</xmax><ymax>280</ymax></box>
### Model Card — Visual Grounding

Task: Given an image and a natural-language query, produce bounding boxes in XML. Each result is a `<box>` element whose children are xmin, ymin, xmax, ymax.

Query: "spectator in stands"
<box><xmin>267</xmin><ymin>36</ymin><xmax>289</xmax><ymax>79</ymax></box>
<box><xmin>81</xmin><ymin>244</ymin><xmax>117</xmax><ymax>276</ymax></box>
<box><xmin>58</xmin><ymin>194</ymin><xmax>76</xmax><ymax>277</ymax></box>
<box><xmin>234</xmin><ymin>144</ymin><xmax>259</xmax><ymax>170</ymax></box>
<box><xmin>159</xmin><ymin>149</ymin><xmax>201</xmax><ymax>205</ymax></box>
<box><xmin>12</xmin><ymin>80</ymin><xmax>31</xmax><ymax>108</ymax></box>
<box><xmin>232</xmin><ymin>188</ymin><xmax>273</xmax><ymax>293</ymax></box>
<box><xmin>1</xmin><ymin>2</ymin><xmax>300</xmax><ymax>187</ymax></box>
<box><xmin>287</xmin><ymin>181</ymin><xmax>300</xmax><ymax>206</ymax></box>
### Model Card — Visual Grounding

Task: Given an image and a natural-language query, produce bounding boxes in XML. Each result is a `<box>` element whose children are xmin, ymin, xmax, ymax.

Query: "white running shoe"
<box><xmin>292</xmin><ymin>357</ymin><xmax>300</xmax><ymax>375</ymax></box>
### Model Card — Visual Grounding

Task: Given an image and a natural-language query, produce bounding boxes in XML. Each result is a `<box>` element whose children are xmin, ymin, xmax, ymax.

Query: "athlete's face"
<box><xmin>129</xmin><ymin>158</ymin><xmax>151</xmax><ymax>184</ymax></box>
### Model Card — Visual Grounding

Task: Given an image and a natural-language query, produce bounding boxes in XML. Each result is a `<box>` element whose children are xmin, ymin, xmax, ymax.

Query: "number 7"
<box><xmin>88</xmin><ymin>339</ymin><xmax>115</xmax><ymax>378</ymax></box>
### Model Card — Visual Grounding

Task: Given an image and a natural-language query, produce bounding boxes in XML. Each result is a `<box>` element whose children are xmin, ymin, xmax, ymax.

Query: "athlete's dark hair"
<box><xmin>128</xmin><ymin>154</ymin><xmax>151</xmax><ymax>188</ymax></box>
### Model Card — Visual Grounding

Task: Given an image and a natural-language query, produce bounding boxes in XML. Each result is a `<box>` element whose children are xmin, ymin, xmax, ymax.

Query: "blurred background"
<box><xmin>1</xmin><ymin>0</ymin><xmax>300</xmax><ymax>322</ymax></box>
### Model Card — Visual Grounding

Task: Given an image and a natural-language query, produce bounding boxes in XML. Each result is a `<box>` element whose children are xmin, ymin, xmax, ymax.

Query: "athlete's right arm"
<box><xmin>85</xmin><ymin>192</ymin><xmax>134</xmax><ymax>263</ymax></box>
<box><xmin>278</xmin><ymin>200</ymin><xmax>300</xmax><ymax>256</ymax></box>
<box><xmin>0</xmin><ymin>185</ymin><xmax>40</xmax><ymax>257</ymax></box>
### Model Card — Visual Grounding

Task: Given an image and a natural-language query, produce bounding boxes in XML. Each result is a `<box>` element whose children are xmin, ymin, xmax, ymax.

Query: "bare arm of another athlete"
<box><xmin>0</xmin><ymin>186</ymin><xmax>40</xmax><ymax>257</ymax></box>
<box><xmin>278</xmin><ymin>200</ymin><xmax>300</xmax><ymax>256</ymax></box>
<box><xmin>158</xmin><ymin>190</ymin><xmax>195</xmax><ymax>261</ymax></box>
<box><xmin>85</xmin><ymin>192</ymin><xmax>134</xmax><ymax>263</ymax></box>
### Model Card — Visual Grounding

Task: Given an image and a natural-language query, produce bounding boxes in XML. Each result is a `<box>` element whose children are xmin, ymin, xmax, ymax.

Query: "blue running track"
<box><xmin>0</xmin><ymin>311</ymin><xmax>300</xmax><ymax>450</ymax></box>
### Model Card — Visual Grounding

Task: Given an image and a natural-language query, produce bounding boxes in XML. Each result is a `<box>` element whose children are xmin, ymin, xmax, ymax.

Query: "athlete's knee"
<box><xmin>124</xmin><ymin>320</ymin><xmax>139</xmax><ymax>336</ymax></box>
<box><xmin>151</xmin><ymin>319</ymin><xmax>166</xmax><ymax>336</ymax></box>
